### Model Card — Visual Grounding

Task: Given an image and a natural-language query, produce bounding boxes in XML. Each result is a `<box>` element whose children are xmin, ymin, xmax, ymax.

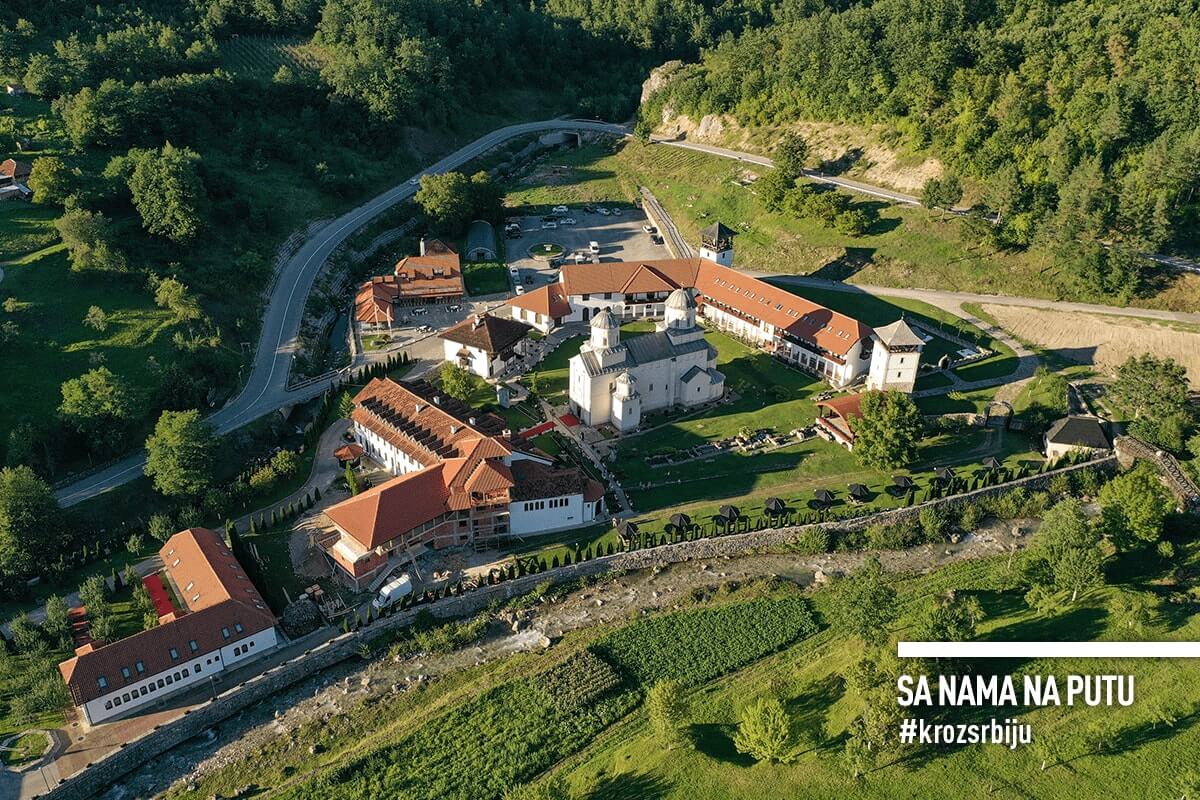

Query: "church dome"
<box><xmin>590</xmin><ymin>308</ymin><xmax>618</xmax><ymax>329</ymax></box>
<box><xmin>615</xmin><ymin>370</ymin><xmax>636</xmax><ymax>389</ymax></box>
<box><xmin>664</xmin><ymin>288</ymin><xmax>696</xmax><ymax>312</ymax></box>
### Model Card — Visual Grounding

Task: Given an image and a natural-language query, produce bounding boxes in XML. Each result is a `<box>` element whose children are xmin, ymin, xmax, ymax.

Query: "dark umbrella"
<box><xmin>892</xmin><ymin>475</ymin><xmax>914</xmax><ymax>490</ymax></box>
<box><xmin>813</xmin><ymin>489</ymin><xmax>834</xmax><ymax>505</ymax></box>
<box><xmin>848</xmin><ymin>484</ymin><xmax>869</xmax><ymax>501</ymax></box>
<box><xmin>764</xmin><ymin>497</ymin><xmax>786</xmax><ymax>515</ymax></box>
<box><xmin>616</xmin><ymin>521</ymin><xmax>639</xmax><ymax>541</ymax></box>
<box><xmin>982</xmin><ymin>457</ymin><xmax>1002</xmax><ymax>471</ymax></box>
<box><xmin>934</xmin><ymin>467</ymin><xmax>955</xmax><ymax>483</ymax></box>
<box><xmin>718</xmin><ymin>504</ymin><xmax>740</xmax><ymax>521</ymax></box>
<box><xmin>669</xmin><ymin>512</ymin><xmax>692</xmax><ymax>531</ymax></box>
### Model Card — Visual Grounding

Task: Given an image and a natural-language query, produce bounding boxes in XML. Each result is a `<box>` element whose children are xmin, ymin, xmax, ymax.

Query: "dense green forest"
<box><xmin>641</xmin><ymin>0</ymin><xmax>1200</xmax><ymax>297</ymax></box>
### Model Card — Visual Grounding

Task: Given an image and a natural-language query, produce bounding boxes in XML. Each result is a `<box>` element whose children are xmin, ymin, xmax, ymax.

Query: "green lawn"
<box><xmin>528</xmin><ymin>322</ymin><xmax>652</xmax><ymax>405</ymax></box>
<box><xmin>0</xmin><ymin>729</ymin><xmax>50</xmax><ymax>767</ymax></box>
<box><xmin>504</xmin><ymin>139</ymin><xmax>1197</xmax><ymax>312</ymax></box>
<box><xmin>463</xmin><ymin>261</ymin><xmax>510</xmax><ymax>295</ymax></box>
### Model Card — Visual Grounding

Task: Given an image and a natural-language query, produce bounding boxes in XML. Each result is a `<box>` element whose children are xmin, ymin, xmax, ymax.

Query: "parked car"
<box><xmin>611</xmin><ymin>207</ymin><xmax>622</xmax><ymax>216</ymax></box>
<box><xmin>651</xmin><ymin>234</ymin><xmax>665</xmax><ymax>245</ymax></box>
<box><xmin>447</xmin><ymin>304</ymin><xmax>461</xmax><ymax>312</ymax></box>
<box><xmin>561</xmin><ymin>217</ymin><xmax>576</xmax><ymax>225</ymax></box>
<box><xmin>574</xmin><ymin>252</ymin><xmax>589</xmax><ymax>264</ymax></box>
<box><xmin>372</xmin><ymin>574</ymin><xmax>414</xmax><ymax>611</ymax></box>
<box><xmin>542</xmin><ymin>221</ymin><xmax>557</xmax><ymax>229</ymax></box>
<box><xmin>552</xmin><ymin>205</ymin><xmax>569</xmax><ymax>215</ymax></box>
<box><xmin>515</xmin><ymin>284</ymin><xmax>525</xmax><ymax>295</ymax></box>
<box><xmin>509</xmin><ymin>267</ymin><xmax>519</xmax><ymax>277</ymax></box>
<box><xmin>596</xmin><ymin>207</ymin><xmax>610</xmax><ymax>215</ymax></box>
<box><xmin>582</xmin><ymin>204</ymin><xmax>595</xmax><ymax>213</ymax></box>
<box><xmin>589</xmin><ymin>240</ymin><xmax>600</xmax><ymax>254</ymax></box>
<box><xmin>642</xmin><ymin>224</ymin><xmax>657</xmax><ymax>234</ymax></box>
<box><xmin>411</xmin><ymin>307</ymin><xmax>428</xmax><ymax>315</ymax></box>
<box><xmin>417</xmin><ymin>324</ymin><xmax>433</xmax><ymax>333</ymax></box>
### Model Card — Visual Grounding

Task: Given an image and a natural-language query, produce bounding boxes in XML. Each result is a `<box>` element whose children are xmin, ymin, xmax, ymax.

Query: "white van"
<box><xmin>589</xmin><ymin>241</ymin><xmax>600</xmax><ymax>254</ymax></box>
<box><xmin>372</xmin><ymin>574</ymin><xmax>413</xmax><ymax>611</ymax></box>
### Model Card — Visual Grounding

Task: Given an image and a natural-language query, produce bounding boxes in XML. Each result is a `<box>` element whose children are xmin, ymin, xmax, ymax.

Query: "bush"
<box><xmin>733</xmin><ymin>697</ymin><xmax>793</xmax><ymax>763</ymax></box>
<box><xmin>789</xmin><ymin>528</ymin><xmax>829</xmax><ymax>555</ymax></box>
<box><xmin>148</xmin><ymin>512</ymin><xmax>175</xmax><ymax>542</ymax></box>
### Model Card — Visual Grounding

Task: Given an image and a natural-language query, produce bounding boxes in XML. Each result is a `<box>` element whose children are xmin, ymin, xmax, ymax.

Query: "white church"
<box><xmin>568</xmin><ymin>288</ymin><xmax>724</xmax><ymax>432</ymax></box>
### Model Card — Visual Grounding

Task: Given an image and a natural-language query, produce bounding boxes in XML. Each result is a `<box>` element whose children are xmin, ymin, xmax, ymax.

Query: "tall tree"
<box><xmin>126</xmin><ymin>143</ymin><xmax>208</xmax><ymax>243</ymax></box>
<box><xmin>415</xmin><ymin>172</ymin><xmax>474</xmax><ymax>231</ymax></box>
<box><xmin>852</xmin><ymin>390</ymin><xmax>923</xmax><ymax>470</ymax></box>
<box><xmin>829</xmin><ymin>556</ymin><xmax>898</xmax><ymax>645</ymax></box>
<box><xmin>439</xmin><ymin>361</ymin><xmax>475</xmax><ymax>402</ymax></box>
<box><xmin>733</xmin><ymin>697</ymin><xmax>793</xmax><ymax>763</ymax></box>
<box><xmin>0</xmin><ymin>466</ymin><xmax>61</xmax><ymax>583</ymax></box>
<box><xmin>772</xmin><ymin>132</ymin><xmax>808</xmax><ymax>181</ymax></box>
<box><xmin>921</xmin><ymin>175</ymin><xmax>963</xmax><ymax>218</ymax></box>
<box><xmin>1027</xmin><ymin>498</ymin><xmax>1104</xmax><ymax>604</ymax></box>
<box><xmin>1097</xmin><ymin>466</ymin><xmax>1173</xmax><ymax>549</ymax></box>
<box><xmin>144</xmin><ymin>409</ymin><xmax>216</xmax><ymax>498</ymax></box>
<box><xmin>646</xmin><ymin>679</ymin><xmax>689</xmax><ymax>749</ymax></box>
<box><xmin>59</xmin><ymin>367</ymin><xmax>134</xmax><ymax>453</ymax></box>
<box><xmin>54</xmin><ymin>208</ymin><xmax>127</xmax><ymax>272</ymax></box>
<box><xmin>27</xmin><ymin>156</ymin><xmax>75</xmax><ymax>205</ymax></box>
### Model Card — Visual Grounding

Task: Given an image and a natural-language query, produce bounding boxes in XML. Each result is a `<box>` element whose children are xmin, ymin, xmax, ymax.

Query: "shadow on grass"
<box><xmin>981</xmin><ymin>604</ymin><xmax>1106</xmax><ymax>643</ymax></box>
<box><xmin>786</xmin><ymin>674</ymin><xmax>845</xmax><ymax>749</ymax></box>
<box><xmin>690</xmin><ymin>723</ymin><xmax>756</xmax><ymax>767</ymax></box>
<box><xmin>584</xmin><ymin>771</ymin><xmax>671</xmax><ymax>800</ymax></box>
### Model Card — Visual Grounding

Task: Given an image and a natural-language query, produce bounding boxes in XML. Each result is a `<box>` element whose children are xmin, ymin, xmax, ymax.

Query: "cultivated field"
<box><xmin>981</xmin><ymin>305</ymin><xmax>1200</xmax><ymax>389</ymax></box>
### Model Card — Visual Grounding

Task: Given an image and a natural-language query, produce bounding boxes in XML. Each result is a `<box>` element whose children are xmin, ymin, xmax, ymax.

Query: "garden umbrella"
<box><xmin>934</xmin><ymin>467</ymin><xmax>955</xmax><ymax>483</ymax></box>
<box><xmin>848</xmin><ymin>484</ymin><xmax>870</xmax><ymax>501</ymax></box>
<box><xmin>616</xmin><ymin>521</ymin><xmax>639</xmax><ymax>541</ymax></box>
<box><xmin>813</xmin><ymin>489</ymin><xmax>834</xmax><ymax>505</ymax></box>
<box><xmin>764</xmin><ymin>497</ymin><xmax>786</xmax><ymax>515</ymax></box>
<box><xmin>982</xmin><ymin>457</ymin><xmax>1002</xmax><ymax>471</ymax></box>
<box><xmin>718</xmin><ymin>505</ymin><xmax>740</xmax><ymax>521</ymax></box>
<box><xmin>669</xmin><ymin>513</ymin><xmax>692</xmax><ymax>531</ymax></box>
<box><xmin>892</xmin><ymin>475</ymin><xmax>914</xmax><ymax>490</ymax></box>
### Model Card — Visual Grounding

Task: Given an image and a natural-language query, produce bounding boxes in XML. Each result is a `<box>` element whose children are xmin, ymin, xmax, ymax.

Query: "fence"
<box><xmin>41</xmin><ymin>456</ymin><xmax>1114</xmax><ymax>799</ymax></box>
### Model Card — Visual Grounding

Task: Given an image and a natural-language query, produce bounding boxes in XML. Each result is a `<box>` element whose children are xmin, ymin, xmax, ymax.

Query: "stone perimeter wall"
<box><xmin>44</xmin><ymin>457</ymin><xmax>1115</xmax><ymax>800</ymax></box>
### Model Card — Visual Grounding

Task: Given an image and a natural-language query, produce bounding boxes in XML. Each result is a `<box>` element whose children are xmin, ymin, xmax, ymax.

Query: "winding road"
<box><xmin>54</xmin><ymin>119</ymin><xmax>627</xmax><ymax>507</ymax></box>
<box><xmin>53</xmin><ymin>118</ymin><xmax>1200</xmax><ymax>507</ymax></box>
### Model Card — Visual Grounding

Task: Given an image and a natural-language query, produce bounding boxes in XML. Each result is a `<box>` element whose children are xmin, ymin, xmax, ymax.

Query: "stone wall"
<box><xmin>43</xmin><ymin>456</ymin><xmax>1114</xmax><ymax>799</ymax></box>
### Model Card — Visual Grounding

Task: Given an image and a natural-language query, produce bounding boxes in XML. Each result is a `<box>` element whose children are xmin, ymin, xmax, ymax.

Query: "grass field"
<box><xmin>219</xmin><ymin>36</ymin><xmax>326</xmax><ymax>82</ymax></box>
<box><xmin>0</xmin><ymin>729</ymin><xmax>50</xmax><ymax>766</ymax></box>
<box><xmin>505</xmin><ymin>140</ymin><xmax>1198</xmax><ymax>312</ymax></box>
<box><xmin>462</xmin><ymin>261</ymin><xmax>510</xmax><ymax>295</ymax></box>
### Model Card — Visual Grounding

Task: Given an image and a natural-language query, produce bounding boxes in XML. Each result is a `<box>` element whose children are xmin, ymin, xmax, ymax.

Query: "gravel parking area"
<box><xmin>504</xmin><ymin>205</ymin><xmax>670</xmax><ymax>291</ymax></box>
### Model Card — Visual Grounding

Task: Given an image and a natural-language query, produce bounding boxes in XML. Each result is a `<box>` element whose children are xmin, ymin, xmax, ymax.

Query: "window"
<box><xmin>172</xmin><ymin>558</ymin><xmax>180</xmax><ymax>567</ymax></box>
<box><xmin>135</xmin><ymin>661</ymin><xmax>145</xmax><ymax>674</ymax></box>
<box><xmin>166</xmin><ymin>674</ymin><xmax>174</xmax><ymax>685</ymax></box>
<box><xmin>157</xmin><ymin>679</ymin><xmax>165</xmax><ymax>689</ymax></box>
<box><xmin>114</xmin><ymin>696</ymin><xmax>122</xmax><ymax>707</ymax></box>
<box><xmin>140</xmin><ymin>686</ymin><xmax>148</xmax><ymax>697</ymax></box>
<box><xmin>121</xmin><ymin>667</ymin><xmax>132</xmax><ymax>680</ymax></box>
<box><xmin>185</xmin><ymin>581</ymin><xmax>194</xmax><ymax>592</ymax></box>
<box><xmin>97</xmin><ymin>676</ymin><xmax>108</xmax><ymax>690</ymax></box>
<box><xmin>169</xmin><ymin>647</ymin><xmax>179</xmax><ymax>660</ymax></box>
<box><xmin>189</xmin><ymin>639</ymin><xmax>199</xmax><ymax>653</ymax></box>
<box><xmin>193</xmin><ymin>665</ymin><xmax>201</xmax><ymax>675</ymax></box>
<box><xmin>222</xmin><ymin>627</ymin><xmax>230</xmax><ymax>639</ymax></box>
<box><xmin>234</xmin><ymin>622</ymin><xmax>244</xmax><ymax>634</ymax></box>
<box><xmin>604</xmin><ymin>292</ymin><xmax>612</xmax><ymax>300</ymax></box>
<box><xmin>192</xmin><ymin>594</ymin><xmax>201</xmax><ymax>603</ymax></box>
<box><xmin>122</xmin><ymin>693</ymin><xmax>130</xmax><ymax>702</ymax></box>
<box><xmin>582</xmin><ymin>293</ymin><xmax>590</xmax><ymax>300</ymax></box>
<box><xmin>105</xmin><ymin>701</ymin><xmax>113</xmax><ymax>710</ymax></box>
<box><xmin>234</xmin><ymin>646</ymin><xmax>241</xmax><ymax>657</ymax></box>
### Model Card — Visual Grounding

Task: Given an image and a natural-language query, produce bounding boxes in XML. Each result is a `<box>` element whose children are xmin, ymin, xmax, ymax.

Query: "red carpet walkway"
<box><xmin>142</xmin><ymin>573</ymin><xmax>174</xmax><ymax>618</ymax></box>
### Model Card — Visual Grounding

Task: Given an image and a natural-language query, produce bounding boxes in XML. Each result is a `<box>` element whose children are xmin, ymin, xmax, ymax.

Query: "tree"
<box><xmin>0</xmin><ymin>466</ymin><xmax>61</xmax><ymax>582</ymax></box>
<box><xmin>1109</xmin><ymin>355</ymin><xmax>1190</xmax><ymax>440</ymax></box>
<box><xmin>144</xmin><ymin>409</ymin><xmax>216</xmax><ymax>498</ymax></box>
<box><xmin>1029</xmin><ymin>498</ymin><xmax>1104</xmax><ymax>603</ymax></box>
<box><xmin>345</xmin><ymin>462</ymin><xmax>360</xmax><ymax>496</ymax></box>
<box><xmin>8</xmin><ymin>612</ymin><xmax>43</xmax><ymax>654</ymax></box>
<box><xmin>152</xmin><ymin>276</ymin><xmax>202</xmax><ymax>324</ymax></box>
<box><xmin>1097</xmin><ymin>465</ymin><xmax>1172</xmax><ymax>548</ymax></box>
<box><xmin>733</xmin><ymin>697</ymin><xmax>793</xmax><ymax>763</ymax></box>
<box><xmin>148</xmin><ymin>512</ymin><xmax>176</xmax><ymax>542</ymax></box>
<box><xmin>1108</xmin><ymin>592</ymin><xmax>1154</xmax><ymax>635</ymax></box>
<box><xmin>89</xmin><ymin>613</ymin><xmax>117</xmax><ymax>642</ymax></box>
<box><xmin>916</xmin><ymin>593</ymin><xmax>984</xmax><ymax>642</ymax></box>
<box><xmin>43</xmin><ymin>594</ymin><xmax>72</xmax><ymax>650</ymax></box>
<box><xmin>646</xmin><ymin>679</ymin><xmax>688</xmax><ymax>749</ymax></box>
<box><xmin>852</xmin><ymin>390</ymin><xmax>923</xmax><ymax>470</ymax></box>
<box><xmin>59</xmin><ymin>367</ymin><xmax>133</xmax><ymax>452</ymax></box>
<box><xmin>415</xmin><ymin>172</ymin><xmax>474</xmax><ymax>231</ymax></box>
<box><xmin>336</xmin><ymin>390</ymin><xmax>355</xmax><ymax>418</ymax></box>
<box><xmin>921</xmin><ymin>175</ymin><xmax>963</xmax><ymax>218</ymax></box>
<box><xmin>79</xmin><ymin>574</ymin><xmax>109</xmax><ymax>617</ymax></box>
<box><xmin>829</xmin><ymin>556</ymin><xmax>897</xmax><ymax>645</ymax></box>
<box><xmin>469</xmin><ymin>170</ymin><xmax>502</xmax><ymax>221</ymax></box>
<box><xmin>756</xmin><ymin>168</ymin><xmax>794</xmax><ymax>211</ymax></box>
<box><xmin>773</xmin><ymin>132</ymin><xmax>808</xmax><ymax>181</ymax></box>
<box><xmin>126</xmin><ymin>143</ymin><xmax>208</xmax><ymax>243</ymax></box>
<box><xmin>439</xmin><ymin>361</ymin><xmax>474</xmax><ymax>402</ymax></box>
<box><xmin>83</xmin><ymin>305</ymin><xmax>108</xmax><ymax>332</ymax></box>
<box><xmin>27</xmin><ymin>157</ymin><xmax>75</xmax><ymax>205</ymax></box>
<box><xmin>54</xmin><ymin>208</ymin><xmax>127</xmax><ymax>272</ymax></box>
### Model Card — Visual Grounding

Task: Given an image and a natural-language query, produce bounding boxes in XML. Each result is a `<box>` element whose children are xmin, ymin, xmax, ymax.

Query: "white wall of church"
<box><xmin>509</xmin><ymin>494</ymin><xmax>586</xmax><ymax>535</ymax></box>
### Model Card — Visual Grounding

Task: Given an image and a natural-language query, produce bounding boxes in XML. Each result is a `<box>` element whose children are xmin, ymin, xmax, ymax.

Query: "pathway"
<box><xmin>536</xmin><ymin>397</ymin><xmax>631</xmax><ymax>515</ymax></box>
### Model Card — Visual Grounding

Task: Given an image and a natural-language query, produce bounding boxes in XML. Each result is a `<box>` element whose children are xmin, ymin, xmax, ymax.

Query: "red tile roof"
<box><xmin>0</xmin><ymin>158</ymin><xmax>31</xmax><ymax>181</ymax></box>
<box><xmin>556</xmin><ymin>258</ymin><xmax>872</xmax><ymax>357</ymax></box>
<box><xmin>58</xmin><ymin>529</ymin><xmax>274</xmax><ymax>706</ymax></box>
<box><xmin>506</xmin><ymin>283</ymin><xmax>572</xmax><ymax>319</ymax></box>
<box><xmin>325</xmin><ymin>462</ymin><xmax>457</xmax><ymax>549</ymax></box>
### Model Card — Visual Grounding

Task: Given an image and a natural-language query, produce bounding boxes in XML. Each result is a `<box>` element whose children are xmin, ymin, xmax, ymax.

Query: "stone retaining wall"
<box><xmin>43</xmin><ymin>457</ymin><xmax>1114</xmax><ymax>799</ymax></box>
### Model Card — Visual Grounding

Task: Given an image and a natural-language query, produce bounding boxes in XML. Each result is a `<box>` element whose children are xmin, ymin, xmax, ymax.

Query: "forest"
<box><xmin>641</xmin><ymin>0</ymin><xmax>1200</xmax><ymax>299</ymax></box>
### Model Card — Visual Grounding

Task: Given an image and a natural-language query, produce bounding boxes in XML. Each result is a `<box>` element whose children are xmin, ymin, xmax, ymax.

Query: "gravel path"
<box><xmin>105</xmin><ymin>519</ymin><xmax>1028</xmax><ymax>798</ymax></box>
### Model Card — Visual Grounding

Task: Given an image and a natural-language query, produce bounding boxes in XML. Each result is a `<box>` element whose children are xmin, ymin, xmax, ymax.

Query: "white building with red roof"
<box><xmin>505</xmin><ymin>229</ymin><xmax>919</xmax><ymax>391</ymax></box>
<box><xmin>324</xmin><ymin>377</ymin><xmax>605</xmax><ymax>588</ymax></box>
<box><xmin>58</xmin><ymin>528</ymin><xmax>278</xmax><ymax>726</ymax></box>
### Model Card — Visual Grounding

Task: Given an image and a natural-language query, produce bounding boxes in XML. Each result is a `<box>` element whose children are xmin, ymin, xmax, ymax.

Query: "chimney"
<box><xmin>414</xmin><ymin>402</ymin><xmax>424</xmax><ymax>413</ymax></box>
<box><xmin>468</xmin><ymin>416</ymin><xmax>477</xmax><ymax>426</ymax></box>
<box><xmin>472</xmin><ymin>314</ymin><xmax>484</xmax><ymax>329</ymax></box>
<box><xmin>449</xmin><ymin>424</ymin><xmax>459</xmax><ymax>435</ymax></box>
<box><xmin>502</xmin><ymin>428</ymin><xmax>513</xmax><ymax>438</ymax></box>
<box><xmin>419</xmin><ymin>237</ymin><xmax>428</xmax><ymax>256</ymax></box>
<box><xmin>432</xmin><ymin>395</ymin><xmax>441</xmax><ymax>406</ymax></box>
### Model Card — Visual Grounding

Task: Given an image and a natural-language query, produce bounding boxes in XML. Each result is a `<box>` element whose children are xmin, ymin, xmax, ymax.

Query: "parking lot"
<box><xmin>504</xmin><ymin>204</ymin><xmax>669</xmax><ymax>292</ymax></box>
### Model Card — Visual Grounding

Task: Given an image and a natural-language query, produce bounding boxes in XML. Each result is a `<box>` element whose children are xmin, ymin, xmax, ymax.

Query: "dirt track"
<box><xmin>982</xmin><ymin>304</ymin><xmax>1200</xmax><ymax>388</ymax></box>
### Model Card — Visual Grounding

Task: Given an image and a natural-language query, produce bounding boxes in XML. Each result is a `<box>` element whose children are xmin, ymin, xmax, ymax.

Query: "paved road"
<box><xmin>653</xmin><ymin>136</ymin><xmax>1200</xmax><ymax>274</ymax></box>
<box><xmin>54</xmin><ymin>119</ymin><xmax>627</xmax><ymax>507</ymax></box>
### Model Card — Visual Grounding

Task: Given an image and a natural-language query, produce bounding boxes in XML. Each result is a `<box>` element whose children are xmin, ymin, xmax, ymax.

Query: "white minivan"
<box><xmin>372</xmin><ymin>574</ymin><xmax>413</xmax><ymax>611</ymax></box>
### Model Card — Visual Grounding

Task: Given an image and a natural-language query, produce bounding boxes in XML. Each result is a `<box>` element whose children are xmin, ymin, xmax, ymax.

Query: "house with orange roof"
<box><xmin>504</xmin><ymin>224</ymin><xmax>920</xmax><ymax>391</ymax></box>
<box><xmin>324</xmin><ymin>377</ymin><xmax>605</xmax><ymax>588</ymax></box>
<box><xmin>355</xmin><ymin>238</ymin><xmax>466</xmax><ymax>328</ymax></box>
<box><xmin>57</xmin><ymin>528</ymin><xmax>278</xmax><ymax>726</ymax></box>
